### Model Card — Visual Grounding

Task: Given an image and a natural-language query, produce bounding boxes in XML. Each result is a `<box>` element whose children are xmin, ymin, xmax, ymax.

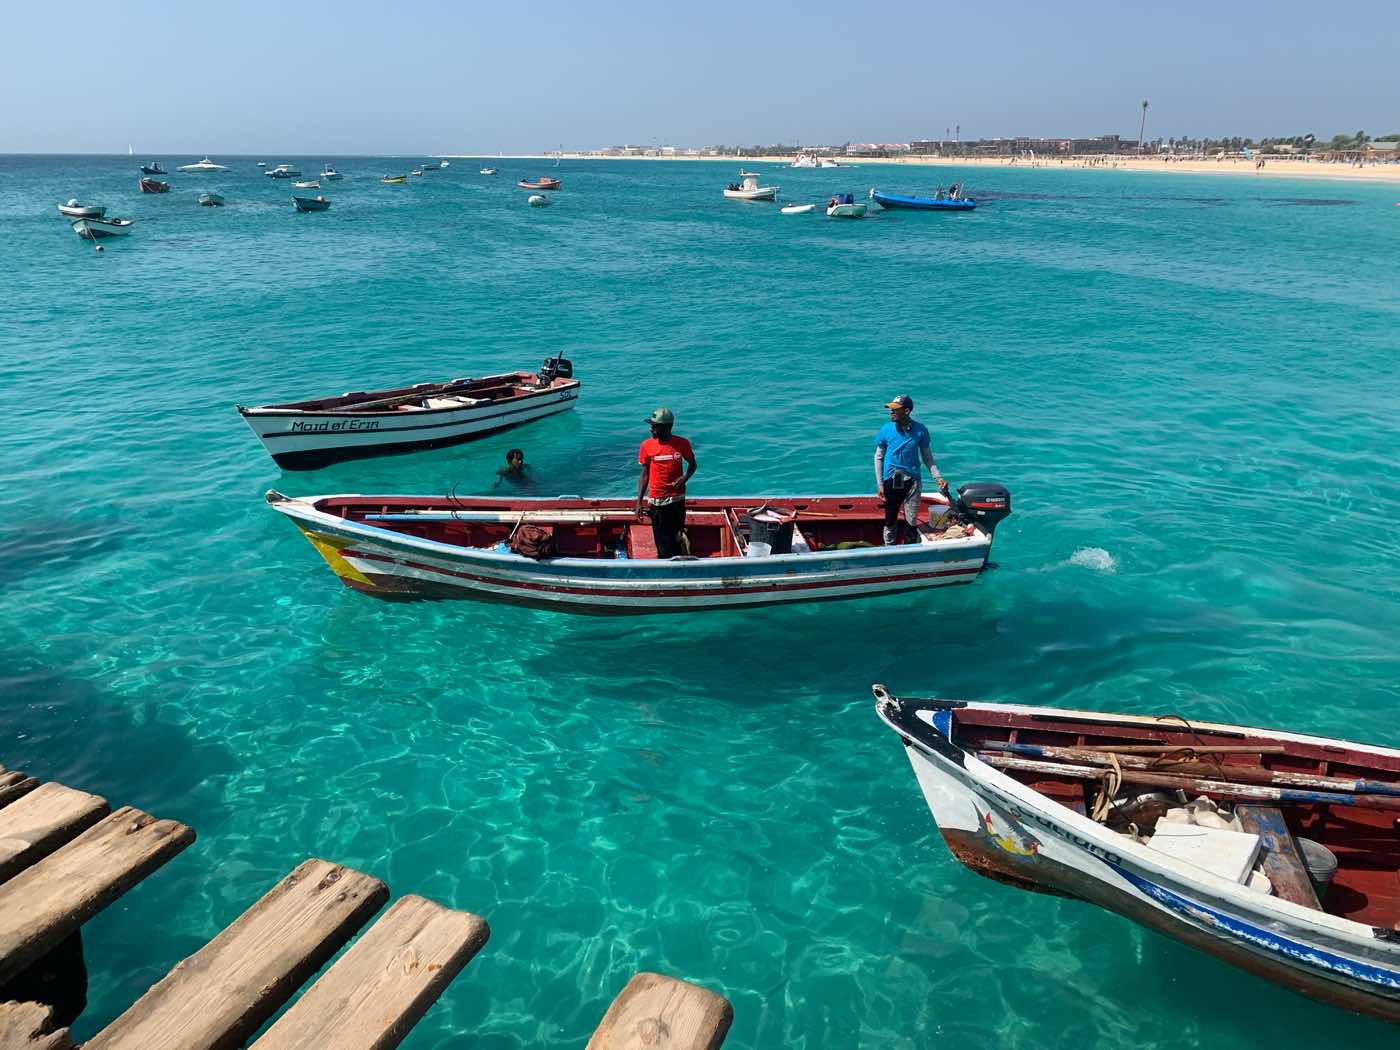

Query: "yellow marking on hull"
<box><xmin>301</xmin><ymin>528</ymin><xmax>375</xmax><ymax>587</ymax></box>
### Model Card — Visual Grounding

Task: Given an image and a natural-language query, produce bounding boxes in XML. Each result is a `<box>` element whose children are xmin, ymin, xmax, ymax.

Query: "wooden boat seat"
<box><xmin>626</xmin><ymin>525</ymin><xmax>658</xmax><ymax>560</ymax></box>
<box><xmin>1236</xmin><ymin>805</ymin><xmax>1322</xmax><ymax>910</ymax></box>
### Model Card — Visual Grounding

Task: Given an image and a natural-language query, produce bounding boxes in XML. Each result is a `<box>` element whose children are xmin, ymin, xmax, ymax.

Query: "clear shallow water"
<box><xmin>2</xmin><ymin>155</ymin><xmax>1399</xmax><ymax>1047</ymax></box>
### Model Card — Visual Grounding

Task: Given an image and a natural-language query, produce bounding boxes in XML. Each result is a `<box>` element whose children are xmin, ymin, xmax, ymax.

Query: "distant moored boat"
<box><xmin>58</xmin><ymin>199</ymin><xmax>106</xmax><ymax>218</ymax></box>
<box><xmin>139</xmin><ymin>162</ymin><xmax>167</xmax><ymax>175</ymax></box>
<box><xmin>518</xmin><ymin>176</ymin><xmax>560</xmax><ymax>190</ymax></box>
<box><xmin>198</xmin><ymin>193</ymin><xmax>225</xmax><ymax>207</ymax></box>
<box><xmin>139</xmin><ymin>177</ymin><xmax>171</xmax><ymax>193</ymax></box>
<box><xmin>723</xmin><ymin>170</ymin><xmax>778</xmax><ymax>201</ymax></box>
<box><xmin>177</xmin><ymin>157</ymin><xmax>228</xmax><ymax>173</ymax></box>
<box><xmin>72</xmin><ymin>217</ymin><xmax>134</xmax><ymax>239</ymax></box>
<box><xmin>291</xmin><ymin>195</ymin><xmax>331</xmax><ymax>212</ymax></box>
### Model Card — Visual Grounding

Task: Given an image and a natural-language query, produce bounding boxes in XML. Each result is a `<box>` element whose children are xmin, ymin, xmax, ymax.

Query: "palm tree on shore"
<box><xmin>1139</xmin><ymin>99</ymin><xmax>1149</xmax><ymax>154</ymax></box>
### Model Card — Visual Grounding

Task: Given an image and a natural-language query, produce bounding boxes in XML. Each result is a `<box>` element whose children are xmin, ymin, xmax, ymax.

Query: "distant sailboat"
<box><xmin>128</xmin><ymin>144</ymin><xmax>134</xmax><ymax>156</ymax></box>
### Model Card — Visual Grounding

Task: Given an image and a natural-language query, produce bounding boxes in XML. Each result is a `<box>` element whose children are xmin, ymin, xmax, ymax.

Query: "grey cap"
<box><xmin>647</xmin><ymin>407</ymin><xmax>675</xmax><ymax>426</ymax></box>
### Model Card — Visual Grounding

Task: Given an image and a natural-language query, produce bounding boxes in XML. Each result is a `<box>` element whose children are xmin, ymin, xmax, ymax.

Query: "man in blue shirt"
<box><xmin>874</xmin><ymin>394</ymin><xmax>947</xmax><ymax>544</ymax></box>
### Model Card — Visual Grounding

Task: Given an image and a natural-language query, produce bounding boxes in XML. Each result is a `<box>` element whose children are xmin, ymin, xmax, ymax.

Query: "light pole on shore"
<box><xmin>1139</xmin><ymin>99</ymin><xmax>1149</xmax><ymax>154</ymax></box>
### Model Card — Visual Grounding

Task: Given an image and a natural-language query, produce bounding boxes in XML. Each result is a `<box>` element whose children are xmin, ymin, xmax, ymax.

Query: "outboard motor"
<box><xmin>538</xmin><ymin>355</ymin><xmax>573</xmax><ymax>385</ymax></box>
<box><xmin>952</xmin><ymin>482</ymin><xmax>1011</xmax><ymax>535</ymax></box>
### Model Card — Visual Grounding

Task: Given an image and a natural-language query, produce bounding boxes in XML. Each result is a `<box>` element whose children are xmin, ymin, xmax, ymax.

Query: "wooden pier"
<box><xmin>0</xmin><ymin>762</ymin><xmax>733</xmax><ymax>1049</ymax></box>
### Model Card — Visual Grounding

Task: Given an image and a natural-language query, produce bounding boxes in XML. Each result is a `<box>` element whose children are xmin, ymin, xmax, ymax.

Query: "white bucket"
<box><xmin>746</xmin><ymin>541</ymin><xmax>772</xmax><ymax>558</ymax></box>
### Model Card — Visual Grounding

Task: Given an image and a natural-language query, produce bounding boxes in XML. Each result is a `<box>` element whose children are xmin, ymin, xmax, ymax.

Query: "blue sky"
<box><xmin>3</xmin><ymin>0</ymin><xmax>1396</xmax><ymax>153</ymax></box>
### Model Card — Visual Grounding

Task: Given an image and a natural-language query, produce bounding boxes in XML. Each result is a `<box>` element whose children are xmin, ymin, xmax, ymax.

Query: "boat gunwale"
<box><xmin>239</xmin><ymin>375</ymin><xmax>579</xmax><ymax>416</ymax></box>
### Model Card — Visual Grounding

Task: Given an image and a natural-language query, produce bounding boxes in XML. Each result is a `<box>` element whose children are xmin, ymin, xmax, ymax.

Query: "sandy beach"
<box><xmin>543</xmin><ymin>151</ymin><xmax>1400</xmax><ymax>185</ymax></box>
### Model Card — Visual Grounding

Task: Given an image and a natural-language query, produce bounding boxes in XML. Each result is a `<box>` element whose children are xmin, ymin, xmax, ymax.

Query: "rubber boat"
<box><xmin>527</xmin><ymin>194</ymin><xmax>550</xmax><ymax>207</ymax></box>
<box><xmin>480</xmin><ymin>167</ymin><xmax>498</xmax><ymax>175</ymax></box>
<box><xmin>320</xmin><ymin>165</ymin><xmax>342</xmax><ymax>180</ymax></box>
<box><xmin>264</xmin><ymin>164</ymin><xmax>302</xmax><ymax>179</ymax></box>
<box><xmin>57</xmin><ymin>199</ymin><xmax>106</xmax><ymax>218</ymax></box>
<box><xmin>72</xmin><ymin>217</ymin><xmax>133</xmax><ymax>239</ymax></box>
<box><xmin>139</xmin><ymin>162</ymin><xmax>167</xmax><ymax>175</ymax></box>
<box><xmin>381</xmin><ymin>174</ymin><xmax>407</xmax><ymax>185</ymax></box>
<box><xmin>237</xmin><ymin>356</ymin><xmax>579</xmax><ymax>469</ymax></box>
<box><xmin>870</xmin><ymin>184</ymin><xmax>977</xmax><ymax>211</ymax></box>
<box><xmin>198</xmin><ymin>193</ymin><xmax>225</xmax><ymax>207</ymax></box>
<box><xmin>518</xmin><ymin>176</ymin><xmax>561</xmax><ymax>190</ymax></box>
<box><xmin>177</xmin><ymin>157</ymin><xmax>228</xmax><ymax>173</ymax></box>
<box><xmin>826</xmin><ymin>193</ymin><xmax>866</xmax><ymax>218</ymax></box>
<box><xmin>723</xmin><ymin>170</ymin><xmax>778</xmax><ymax>201</ymax></box>
<box><xmin>291</xmin><ymin>195</ymin><xmax>331</xmax><ymax>212</ymax></box>
<box><xmin>263</xmin><ymin>481</ymin><xmax>1009</xmax><ymax>611</ymax></box>
<box><xmin>874</xmin><ymin>686</ymin><xmax>1400</xmax><ymax>1024</ymax></box>
<box><xmin>138</xmin><ymin>177</ymin><xmax>170</xmax><ymax>193</ymax></box>
<box><xmin>780</xmin><ymin>203</ymin><xmax>815</xmax><ymax>215</ymax></box>
<box><xmin>293</xmin><ymin>180</ymin><xmax>321</xmax><ymax>189</ymax></box>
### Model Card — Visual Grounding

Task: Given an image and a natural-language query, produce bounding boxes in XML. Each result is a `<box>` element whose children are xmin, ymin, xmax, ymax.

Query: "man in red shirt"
<box><xmin>635</xmin><ymin>407</ymin><xmax>698</xmax><ymax>558</ymax></box>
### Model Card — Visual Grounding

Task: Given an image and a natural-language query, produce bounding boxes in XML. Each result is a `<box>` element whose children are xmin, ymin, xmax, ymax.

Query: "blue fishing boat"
<box><xmin>869</xmin><ymin>185</ymin><xmax>977</xmax><ymax>212</ymax></box>
<box><xmin>140</xmin><ymin>162</ymin><xmax>167</xmax><ymax>176</ymax></box>
<box><xmin>291</xmin><ymin>195</ymin><xmax>331</xmax><ymax>212</ymax></box>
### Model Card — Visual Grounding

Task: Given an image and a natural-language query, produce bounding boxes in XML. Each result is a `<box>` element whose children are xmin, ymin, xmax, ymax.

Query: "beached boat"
<box><xmin>57</xmin><ymin>199</ymin><xmax>106</xmax><ymax>218</ymax></box>
<box><xmin>320</xmin><ymin>165</ymin><xmax>342</xmax><ymax>180</ymax></box>
<box><xmin>480</xmin><ymin>167</ymin><xmax>498</xmax><ymax>175</ymax></box>
<box><xmin>874</xmin><ymin>685</ymin><xmax>1400</xmax><ymax>1023</ymax></box>
<box><xmin>780</xmin><ymin>203</ymin><xmax>815</xmax><ymax>215</ymax></box>
<box><xmin>72</xmin><ymin>217</ymin><xmax>133</xmax><ymax>239</ymax></box>
<box><xmin>177</xmin><ymin>157</ymin><xmax>228</xmax><ymax>173</ymax></box>
<box><xmin>527</xmin><ymin>194</ymin><xmax>550</xmax><ymax>207</ymax></box>
<box><xmin>237</xmin><ymin>357</ymin><xmax>580</xmax><ymax>469</ymax></box>
<box><xmin>264</xmin><ymin>164</ymin><xmax>302</xmax><ymax>179</ymax></box>
<box><xmin>869</xmin><ymin>185</ymin><xmax>977</xmax><ymax>211</ymax></box>
<box><xmin>518</xmin><ymin>176</ymin><xmax>561</xmax><ymax>191</ymax></box>
<box><xmin>198</xmin><ymin>193</ymin><xmax>225</xmax><ymax>207</ymax></box>
<box><xmin>381</xmin><ymin>174</ymin><xmax>407</xmax><ymax>185</ymax></box>
<box><xmin>291</xmin><ymin>195</ymin><xmax>331</xmax><ymax>212</ymax></box>
<box><xmin>826</xmin><ymin>193</ymin><xmax>866</xmax><ymax>218</ymax></box>
<box><xmin>723</xmin><ymin>171</ymin><xmax>779</xmax><ymax>201</ymax></box>
<box><xmin>293</xmin><ymin>180</ymin><xmax>321</xmax><ymax>189</ymax></box>
<box><xmin>263</xmin><ymin>482</ymin><xmax>1009</xmax><ymax>610</ymax></box>
<box><xmin>140</xmin><ymin>162</ymin><xmax>167</xmax><ymax>175</ymax></box>
<box><xmin>138</xmin><ymin>177</ymin><xmax>170</xmax><ymax>193</ymax></box>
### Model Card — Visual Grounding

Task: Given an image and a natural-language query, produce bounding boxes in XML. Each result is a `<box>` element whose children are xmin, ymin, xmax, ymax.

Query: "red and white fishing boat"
<box><xmin>874</xmin><ymin>686</ymin><xmax>1400</xmax><ymax>1022</ymax></box>
<box><xmin>517</xmin><ymin>176</ymin><xmax>561</xmax><ymax>190</ymax></box>
<box><xmin>265</xmin><ymin>485</ymin><xmax>1011</xmax><ymax>612</ymax></box>
<box><xmin>237</xmin><ymin>358</ymin><xmax>579</xmax><ymax>469</ymax></box>
<box><xmin>138</xmin><ymin>177</ymin><xmax>170</xmax><ymax>193</ymax></box>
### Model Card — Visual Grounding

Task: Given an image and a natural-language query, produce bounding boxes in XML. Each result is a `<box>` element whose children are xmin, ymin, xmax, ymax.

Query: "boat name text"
<box><xmin>291</xmin><ymin>420</ymin><xmax>382</xmax><ymax>433</ymax></box>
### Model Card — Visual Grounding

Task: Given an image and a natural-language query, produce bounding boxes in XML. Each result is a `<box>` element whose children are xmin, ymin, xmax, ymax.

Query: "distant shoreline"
<box><xmin>442</xmin><ymin>153</ymin><xmax>1400</xmax><ymax>185</ymax></box>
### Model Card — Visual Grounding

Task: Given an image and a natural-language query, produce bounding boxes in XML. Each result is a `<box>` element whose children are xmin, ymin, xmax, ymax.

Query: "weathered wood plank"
<box><xmin>586</xmin><ymin>973</ymin><xmax>733</xmax><ymax>1050</ymax></box>
<box><xmin>0</xmin><ymin>783</ymin><xmax>111</xmax><ymax>885</ymax></box>
<box><xmin>86</xmin><ymin>858</ymin><xmax>388</xmax><ymax>1050</ymax></box>
<box><xmin>0</xmin><ymin>773</ymin><xmax>40</xmax><ymax>811</ymax></box>
<box><xmin>0</xmin><ymin>1000</ymin><xmax>76</xmax><ymax>1049</ymax></box>
<box><xmin>1237</xmin><ymin>804</ymin><xmax>1322</xmax><ymax>910</ymax></box>
<box><xmin>0</xmin><ymin>808</ymin><xmax>194</xmax><ymax>985</ymax></box>
<box><xmin>251</xmin><ymin>895</ymin><xmax>489</xmax><ymax>1050</ymax></box>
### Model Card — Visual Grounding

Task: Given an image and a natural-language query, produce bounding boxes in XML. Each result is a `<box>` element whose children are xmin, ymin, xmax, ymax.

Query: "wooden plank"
<box><xmin>0</xmin><ymin>807</ymin><xmax>194</xmax><ymax>985</ymax></box>
<box><xmin>251</xmin><ymin>895</ymin><xmax>489</xmax><ymax>1050</ymax></box>
<box><xmin>0</xmin><ymin>1001</ymin><xmax>76</xmax><ymax>1049</ymax></box>
<box><xmin>87</xmin><ymin>858</ymin><xmax>388</xmax><ymax>1050</ymax></box>
<box><xmin>0</xmin><ymin>771</ymin><xmax>40</xmax><ymax>810</ymax></box>
<box><xmin>0</xmin><ymin>783</ymin><xmax>111</xmax><ymax>884</ymax></box>
<box><xmin>586</xmin><ymin>973</ymin><xmax>733</xmax><ymax>1050</ymax></box>
<box><xmin>1237</xmin><ymin>804</ymin><xmax>1322</xmax><ymax>910</ymax></box>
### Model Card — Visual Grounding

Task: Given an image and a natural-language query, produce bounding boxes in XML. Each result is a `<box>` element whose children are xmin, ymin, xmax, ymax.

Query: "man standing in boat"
<box><xmin>875</xmin><ymin>395</ymin><xmax>947</xmax><ymax>544</ymax></box>
<box><xmin>636</xmin><ymin>407</ymin><xmax>698</xmax><ymax>559</ymax></box>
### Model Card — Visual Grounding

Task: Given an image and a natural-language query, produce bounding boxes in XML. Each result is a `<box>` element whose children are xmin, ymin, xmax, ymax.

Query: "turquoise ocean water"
<box><xmin>2</xmin><ymin>155</ymin><xmax>1398</xmax><ymax>1047</ymax></box>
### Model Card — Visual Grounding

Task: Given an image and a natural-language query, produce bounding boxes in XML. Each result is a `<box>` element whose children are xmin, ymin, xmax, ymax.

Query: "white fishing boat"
<box><xmin>177</xmin><ymin>157</ymin><xmax>228</xmax><ymax>173</ymax></box>
<box><xmin>723</xmin><ymin>170</ymin><xmax>779</xmax><ymax>201</ymax></box>
<box><xmin>264</xmin><ymin>164</ymin><xmax>302</xmax><ymax>179</ymax></box>
<box><xmin>57</xmin><ymin>199</ymin><xmax>106</xmax><ymax>219</ymax></box>
<box><xmin>527</xmin><ymin>194</ymin><xmax>550</xmax><ymax>207</ymax></box>
<box><xmin>480</xmin><ymin>167</ymin><xmax>498</xmax><ymax>175</ymax></box>
<box><xmin>320</xmin><ymin>165</ymin><xmax>342</xmax><ymax>180</ymax></box>
<box><xmin>236</xmin><ymin>357</ymin><xmax>580</xmax><ymax>469</ymax></box>
<box><xmin>72</xmin><ymin>217</ymin><xmax>133</xmax><ymax>239</ymax></box>
<box><xmin>293</xmin><ymin>180</ymin><xmax>321</xmax><ymax>189</ymax></box>
<box><xmin>826</xmin><ymin>193</ymin><xmax>867</xmax><ymax>218</ymax></box>
<box><xmin>874</xmin><ymin>685</ymin><xmax>1400</xmax><ymax>1024</ymax></box>
<box><xmin>780</xmin><ymin>203</ymin><xmax>815</xmax><ymax>215</ymax></box>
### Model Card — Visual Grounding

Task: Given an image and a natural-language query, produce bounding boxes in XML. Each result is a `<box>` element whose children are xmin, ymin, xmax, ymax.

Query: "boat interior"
<box><xmin>318</xmin><ymin>495</ymin><xmax>980</xmax><ymax>560</ymax></box>
<box><xmin>953</xmin><ymin>707</ymin><xmax>1400</xmax><ymax>929</ymax></box>
<box><xmin>269</xmin><ymin>372</ymin><xmax>574</xmax><ymax>414</ymax></box>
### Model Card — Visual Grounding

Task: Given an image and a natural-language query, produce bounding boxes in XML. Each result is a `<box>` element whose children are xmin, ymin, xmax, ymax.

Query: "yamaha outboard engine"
<box><xmin>952</xmin><ymin>482</ymin><xmax>1011</xmax><ymax>535</ymax></box>
<box><xmin>538</xmin><ymin>355</ymin><xmax>573</xmax><ymax>384</ymax></box>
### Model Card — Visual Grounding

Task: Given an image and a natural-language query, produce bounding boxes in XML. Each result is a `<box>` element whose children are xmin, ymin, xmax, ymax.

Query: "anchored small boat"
<box><xmin>410</xmin><ymin>169</ymin><xmax>423</xmax><ymax>177</ymax></box>
<box><xmin>381</xmin><ymin>174</ymin><xmax>407</xmax><ymax>185</ymax></box>
<box><xmin>875</xmin><ymin>686</ymin><xmax>1400</xmax><ymax>1023</ymax></box>
<box><xmin>72</xmin><ymin>217</ymin><xmax>133</xmax><ymax>239</ymax></box>
<box><xmin>177</xmin><ymin>157</ymin><xmax>228</xmax><ymax>173</ymax></box>
<box><xmin>138</xmin><ymin>177</ymin><xmax>170</xmax><ymax>194</ymax></box>
<box><xmin>870</xmin><ymin>184</ymin><xmax>977</xmax><ymax>211</ymax></box>
<box><xmin>320</xmin><ymin>165</ymin><xmax>342</xmax><ymax>180</ymax></box>
<box><xmin>264</xmin><ymin>482</ymin><xmax>1009</xmax><ymax>611</ymax></box>
<box><xmin>723</xmin><ymin>170</ymin><xmax>779</xmax><ymax>201</ymax></box>
<box><xmin>826</xmin><ymin>193</ymin><xmax>866</xmax><ymax>218</ymax></box>
<box><xmin>480</xmin><ymin>167</ymin><xmax>498</xmax><ymax>175</ymax></box>
<box><xmin>291</xmin><ymin>195</ymin><xmax>331</xmax><ymax>212</ymax></box>
<box><xmin>198</xmin><ymin>193</ymin><xmax>225</xmax><ymax>207</ymax></box>
<box><xmin>139</xmin><ymin>162</ymin><xmax>167</xmax><ymax>175</ymax></box>
<box><xmin>57</xmin><ymin>199</ymin><xmax>106</xmax><ymax>218</ymax></box>
<box><xmin>264</xmin><ymin>164</ymin><xmax>302</xmax><ymax>179</ymax></box>
<box><xmin>293</xmin><ymin>180</ymin><xmax>321</xmax><ymax>189</ymax></box>
<box><xmin>780</xmin><ymin>202</ymin><xmax>815</xmax><ymax>215</ymax></box>
<box><xmin>527</xmin><ymin>194</ymin><xmax>550</xmax><ymax>207</ymax></box>
<box><xmin>237</xmin><ymin>356</ymin><xmax>579</xmax><ymax>469</ymax></box>
<box><xmin>518</xmin><ymin>176</ymin><xmax>561</xmax><ymax>191</ymax></box>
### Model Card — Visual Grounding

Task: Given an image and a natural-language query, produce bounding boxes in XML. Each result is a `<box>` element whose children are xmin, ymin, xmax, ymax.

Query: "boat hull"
<box><xmin>827</xmin><ymin>203</ymin><xmax>867</xmax><ymax>218</ymax></box>
<box><xmin>876</xmin><ymin>694</ymin><xmax>1400</xmax><ymax>1024</ymax></box>
<box><xmin>240</xmin><ymin>382</ymin><xmax>579</xmax><ymax>469</ymax></box>
<box><xmin>269</xmin><ymin>494</ymin><xmax>992</xmax><ymax>612</ymax></box>
<box><xmin>780</xmin><ymin>204</ymin><xmax>815</xmax><ymax>215</ymax></box>
<box><xmin>72</xmin><ymin>218</ymin><xmax>132</xmax><ymax>239</ymax></box>
<box><xmin>518</xmin><ymin>180</ymin><xmax>561</xmax><ymax>190</ymax></box>
<box><xmin>870</xmin><ymin>190</ymin><xmax>976</xmax><ymax>211</ymax></box>
<box><xmin>292</xmin><ymin>196</ymin><xmax>331</xmax><ymax>211</ymax></box>
<box><xmin>58</xmin><ymin>204</ymin><xmax>105</xmax><ymax>218</ymax></box>
<box><xmin>723</xmin><ymin>187</ymin><xmax>778</xmax><ymax>201</ymax></box>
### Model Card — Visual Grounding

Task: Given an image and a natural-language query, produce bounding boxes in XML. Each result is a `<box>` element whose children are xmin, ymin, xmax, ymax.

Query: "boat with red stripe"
<box><xmin>265</xmin><ymin>484</ymin><xmax>1011</xmax><ymax>613</ymax></box>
